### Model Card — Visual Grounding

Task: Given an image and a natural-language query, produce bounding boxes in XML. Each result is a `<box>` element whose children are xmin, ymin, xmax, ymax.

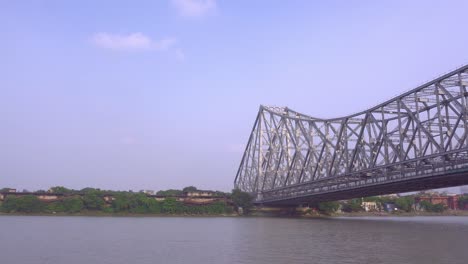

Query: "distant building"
<box><xmin>36</xmin><ymin>194</ymin><xmax>61</xmax><ymax>201</ymax></box>
<box><xmin>415</xmin><ymin>195</ymin><xmax>459</xmax><ymax>210</ymax></box>
<box><xmin>103</xmin><ymin>195</ymin><xmax>115</xmax><ymax>203</ymax></box>
<box><xmin>0</xmin><ymin>192</ymin><xmax>63</xmax><ymax>202</ymax></box>
<box><xmin>144</xmin><ymin>190</ymin><xmax>155</xmax><ymax>195</ymax></box>
<box><xmin>361</xmin><ymin>202</ymin><xmax>378</xmax><ymax>212</ymax></box>
<box><xmin>185</xmin><ymin>190</ymin><xmax>216</xmax><ymax>197</ymax></box>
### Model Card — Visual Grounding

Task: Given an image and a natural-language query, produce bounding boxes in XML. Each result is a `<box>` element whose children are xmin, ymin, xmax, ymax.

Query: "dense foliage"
<box><xmin>317</xmin><ymin>201</ymin><xmax>340</xmax><ymax>214</ymax></box>
<box><xmin>0</xmin><ymin>187</ymin><xmax>234</xmax><ymax>215</ymax></box>
<box><xmin>3</xmin><ymin>186</ymin><xmax>462</xmax><ymax>216</ymax></box>
<box><xmin>419</xmin><ymin>200</ymin><xmax>446</xmax><ymax>212</ymax></box>
<box><xmin>182</xmin><ymin>186</ymin><xmax>198</xmax><ymax>192</ymax></box>
<box><xmin>49</xmin><ymin>186</ymin><xmax>75</xmax><ymax>194</ymax></box>
<box><xmin>156</xmin><ymin>189</ymin><xmax>183</xmax><ymax>196</ymax></box>
<box><xmin>341</xmin><ymin>199</ymin><xmax>363</xmax><ymax>212</ymax></box>
<box><xmin>46</xmin><ymin>197</ymin><xmax>84</xmax><ymax>213</ymax></box>
<box><xmin>394</xmin><ymin>196</ymin><xmax>414</xmax><ymax>212</ymax></box>
<box><xmin>231</xmin><ymin>189</ymin><xmax>253</xmax><ymax>212</ymax></box>
<box><xmin>1</xmin><ymin>195</ymin><xmax>44</xmax><ymax>213</ymax></box>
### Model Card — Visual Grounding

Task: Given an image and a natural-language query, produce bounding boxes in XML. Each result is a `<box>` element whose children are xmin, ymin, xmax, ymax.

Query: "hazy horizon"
<box><xmin>3</xmin><ymin>1</ymin><xmax>468</xmax><ymax>193</ymax></box>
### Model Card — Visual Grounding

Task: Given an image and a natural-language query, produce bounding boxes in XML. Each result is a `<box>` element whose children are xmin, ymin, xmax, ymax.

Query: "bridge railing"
<box><xmin>259</xmin><ymin>147</ymin><xmax>468</xmax><ymax>203</ymax></box>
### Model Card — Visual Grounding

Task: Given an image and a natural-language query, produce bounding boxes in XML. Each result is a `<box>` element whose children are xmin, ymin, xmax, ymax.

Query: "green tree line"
<box><xmin>0</xmin><ymin>186</ymin><xmax>253</xmax><ymax>215</ymax></box>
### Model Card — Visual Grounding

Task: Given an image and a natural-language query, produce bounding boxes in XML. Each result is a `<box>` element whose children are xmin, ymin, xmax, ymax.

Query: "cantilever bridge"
<box><xmin>235</xmin><ymin>65</ymin><xmax>468</xmax><ymax>205</ymax></box>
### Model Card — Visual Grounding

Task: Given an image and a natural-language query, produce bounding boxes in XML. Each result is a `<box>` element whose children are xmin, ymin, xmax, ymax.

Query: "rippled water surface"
<box><xmin>1</xmin><ymin>215</ymin><xmax>468</xmax><ymax>264</ymax></box>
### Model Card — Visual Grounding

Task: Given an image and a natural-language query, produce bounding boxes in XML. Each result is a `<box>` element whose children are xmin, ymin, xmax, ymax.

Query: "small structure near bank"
<box><xmin>361</xmin><ymin>202</ymin><xmax>378</xmax><ymax>212</ymax></box>
<box><xmin>382</xmin><ymin>202</ymin><xmax>397</xmax><ymax>212</ymax></box>
<box><xmin>184</xmin><ymin>190</ymin><xmax>216</xmax><ymax>197</ymax></box>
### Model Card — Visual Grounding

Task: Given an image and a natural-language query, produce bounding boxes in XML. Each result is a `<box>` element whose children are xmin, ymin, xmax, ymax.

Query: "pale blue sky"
<box><xmin>2</xmin><ymin>0</ymin><xmax>468</xmax><ymax>192</ymax></box>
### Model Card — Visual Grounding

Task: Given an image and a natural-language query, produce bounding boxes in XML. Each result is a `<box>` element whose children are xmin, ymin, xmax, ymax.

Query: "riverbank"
<box><xmin>0</xmin><ymin>211</ymin><xmax>239</xmax><ymax>217</ymax></box>
<box><xmin>249</xmin><ymin>206</ymin><xmax>468</xmax><ymax>218</ymax></box>
<box><xmin>3</xmin><ymin>208</ymin><xmax>468</xmax><ymax>218</ymax></box>
<box><xmin>332</xmin><ymin>210</ymin><xmax>468</xmax><ymax>217</ymax></box>
<box><xmin>9</xmin><ymin>209</ymin><xmax>466</xmax><ymax>218</ymax></box>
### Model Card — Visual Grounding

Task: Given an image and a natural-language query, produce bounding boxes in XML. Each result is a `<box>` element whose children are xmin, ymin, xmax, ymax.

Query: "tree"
<box><xmin>46</xmin><ymin>201</ymin><xmax>65</xmax><ymax>213</ymax></box>
<box><xmin>1</xmin><ymin>196</ymin><xmax>18</xmax><ymax>212</ymax></box>
<box><xmin>420</xmin><ymin>200</ymin><xmax>446</xmax><ymax>212</ymax></box>
<box><xmin>431</xmin><ymin>203</ymin><xmax>446</xmax><ymax>212</ymax></box>
<box><xmin>317</xmin><ymin>201</ymin><xmax>340</xmax><ymax>214</ymax></box>
<box><xmin>204</xmin><ymin>201</ymin><xmax>228</xmax><ymax>214</ymax></box>
<box><xmin>18</xmin><ymin>195</ymin><xmax>44</xmax><ymax>212</ymax></box>
<box><xmin>395</xmin><ymin>196</ymin><xmax>414</xmax><ymax>212</ymax></box>
<box><xmin>182</xmin><ymin>186</ymin><xmax>198</xmax><ymax>192</ymax></box>
<box><xmin>80</xmin><ymin>187</ymin><xmax>103</xmax><ymax>194</ymax></box>
<box><xmin>146</xmin><ymin>199</ymin><xmax>162</xmax><ymax>214</ymax></box>
<box><xmin>231</xmin><ymin>189</ymin><xmax>253</xmax><ymax>212</ymax></box>
<box><xmin>162</xmin><ymin>198</ymin><xmax>180</xmax><ymax>214</ymax></box>
<box><xmin>62</xmin><ymin>197</ymin><xmax>84</xmax><ymax>213</ymax></box>
<box><xmin>128</xmin><ymin>193</ymin><xmax>151</xmax><ymax>213</ymax></box>
<box><xmin>2</xmin><ymin>195</ymin><xmax>44</xmax><ymax>213</ymax></box>
<box><xmin>156</xmin><ymin>189</ymin><xmax>183</xmax><ymax>196</ymax></box>
<box><xmin>363</xmin><ymin>196</ymin><xmax>380</xmax><ymax>202</ymax></box>
<box><xmin>112</xmin><ymin>193</ymin><xmax>131</xmax><ymax>212</ymax></box>
<box><xmin>49</xmin><ymin>186</ymin><xmax>74</xmax><ymax>194</ymax></box>
<box><xmin>83</xmin><ymin>193</ymin><xmax>105</xmax><ymax>210</ymax></box>
<box><xmin>341</xmin><ymin>199</ymin><xmax>363</xmax><ymax>212</ymax></box>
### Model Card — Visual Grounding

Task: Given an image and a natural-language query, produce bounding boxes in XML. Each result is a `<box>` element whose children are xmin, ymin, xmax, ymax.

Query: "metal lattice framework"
<box><xmin>235</xmin><ymin>65</ymin><xmax>468</xmax><ymax>205</ymax></box>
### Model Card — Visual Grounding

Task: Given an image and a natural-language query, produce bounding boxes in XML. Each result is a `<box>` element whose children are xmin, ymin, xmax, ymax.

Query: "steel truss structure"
<box><xmin>235</xmin><ymin>65</ymin><xmax>468</xmax><ymax>205</ymax></box>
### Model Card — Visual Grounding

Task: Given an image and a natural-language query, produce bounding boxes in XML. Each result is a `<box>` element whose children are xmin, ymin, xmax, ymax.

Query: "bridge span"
<box><xmin>235</xmin><ymin>65</ymin><xmax>468</xmax><ymax>205</ymax></box>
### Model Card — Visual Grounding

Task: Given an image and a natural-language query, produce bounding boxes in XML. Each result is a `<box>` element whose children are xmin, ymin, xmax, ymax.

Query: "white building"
<box><xmin>362</xmin><ymin>202</ymin><xmax>378</xmax><ymax>212</ymax></box>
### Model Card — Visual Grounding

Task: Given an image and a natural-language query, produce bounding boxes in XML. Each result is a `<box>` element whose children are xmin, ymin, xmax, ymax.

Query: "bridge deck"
<box><xmin>257</xmin><ymin>168</ymin><xmax>468</xmax><ymax>205</ymax></box>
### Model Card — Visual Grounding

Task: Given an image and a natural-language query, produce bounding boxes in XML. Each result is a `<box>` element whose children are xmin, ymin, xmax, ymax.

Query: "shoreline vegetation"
<box><xmin>0</xmin><ymin>211</ymin><xmax>239</xmax><ymax>217</ymax></box>
<box><xmin>2</xmin><ymin>186</ymin><xmax>468</xmax><ymax>218</ymax></box>
<box><xmin>0</xmin><ymin>186</ymin><xmax>253</xmax><ymax>216</ymax></box>
<box><xmin>250</xmin><ymin>207</ymin><xmax>468</xmax><ymax>218</ymax></box>
<box><xmin>2</xmin><ymin>209</ymin><xmax>468</xmax><ymax>218</ymax></box>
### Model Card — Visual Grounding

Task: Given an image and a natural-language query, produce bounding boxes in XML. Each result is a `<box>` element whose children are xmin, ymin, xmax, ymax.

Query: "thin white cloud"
<box><xmin>171</xmin><ymin>0</ymin><xmax>217</xmax><ymax>18</ymax></box>
<box><xmin>91</xmin><ymin>32</ymin><xmax>176</xmax><ymax>51</ymax></box>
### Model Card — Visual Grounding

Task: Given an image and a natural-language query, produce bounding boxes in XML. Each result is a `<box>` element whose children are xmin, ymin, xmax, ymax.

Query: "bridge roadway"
<box><xmin>258</xmin><ymin>163</ymin><xmax>468</xmax><ymax>206</ymax></box>
<box><xmin>234</xmin><ymin>65</ymin><xmax>468</xmax><ymax>205</ymax></box>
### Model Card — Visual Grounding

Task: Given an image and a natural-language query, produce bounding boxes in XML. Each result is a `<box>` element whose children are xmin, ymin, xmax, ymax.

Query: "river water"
<box><xmin>1</xmin><ymin>215</ymin><xmax>467</xmax><ymax>264</ymax></box>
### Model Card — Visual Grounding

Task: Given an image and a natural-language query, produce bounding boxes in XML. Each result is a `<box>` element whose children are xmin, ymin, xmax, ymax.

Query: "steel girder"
<box><xmin>234</xmin><ymin>65</ymin><xmax>468</xmax><ymax>204</ymax></box>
